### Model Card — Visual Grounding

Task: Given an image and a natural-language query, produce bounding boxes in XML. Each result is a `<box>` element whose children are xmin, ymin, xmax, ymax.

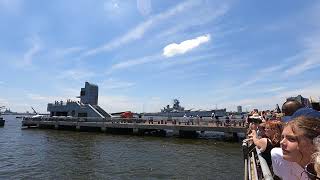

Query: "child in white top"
<box><xmin>271</xmin><ymin>116</ymin><xmax>319</xmax><ymax>180</ymax></box>
<box><xmin>271</xmin><ymin>148</ymin><xmax>309</xmax><ymax>180</ymax></box>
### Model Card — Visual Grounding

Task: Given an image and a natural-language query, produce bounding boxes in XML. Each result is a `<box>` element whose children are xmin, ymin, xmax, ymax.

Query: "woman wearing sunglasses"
<box><xmin>271</xmin><ymin>116</ymin><xmax>320</xmax><ymax>180</ymax></box>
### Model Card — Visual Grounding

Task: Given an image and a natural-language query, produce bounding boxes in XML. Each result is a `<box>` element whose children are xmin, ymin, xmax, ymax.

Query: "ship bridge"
<box><xmin>47</xmin><ymin>82</ymin><xmax>111</xmax><ymax>120</ymax></box>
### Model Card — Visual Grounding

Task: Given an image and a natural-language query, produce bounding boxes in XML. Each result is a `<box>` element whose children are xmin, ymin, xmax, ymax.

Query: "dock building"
<box><xmin>47</xmin><ymin>82</ymin><xmax>111</xmax><ymax>120</ymax></box>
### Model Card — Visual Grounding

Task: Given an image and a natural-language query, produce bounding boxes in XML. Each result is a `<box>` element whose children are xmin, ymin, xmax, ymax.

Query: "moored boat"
<box><xmin>0</xmin><ymin>117</ymin><xmax>5</xmax><ymax>126</ymax></box>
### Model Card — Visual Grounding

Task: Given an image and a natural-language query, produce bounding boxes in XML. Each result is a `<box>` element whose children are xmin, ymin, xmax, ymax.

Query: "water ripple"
<box><xmin>0</xmin><ymin>115</ymin><xmax>243</xmax><ymax>180</ymax></box>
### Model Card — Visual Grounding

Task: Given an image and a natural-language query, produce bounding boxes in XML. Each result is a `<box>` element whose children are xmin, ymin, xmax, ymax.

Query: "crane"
<box><xmin>31</xmin><ymin>107</ymin><xmax>38</xmax><ymax>114</ymax></box>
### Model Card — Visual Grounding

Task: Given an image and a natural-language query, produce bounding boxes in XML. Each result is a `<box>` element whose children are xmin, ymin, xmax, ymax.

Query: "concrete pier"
<box><xmin>22</xmin><ymin>117</ymin><xmax>246</xmax><ymax>140</ymax></box>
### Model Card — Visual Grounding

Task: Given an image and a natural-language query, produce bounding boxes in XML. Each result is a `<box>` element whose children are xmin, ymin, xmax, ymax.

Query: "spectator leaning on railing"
<box><xmin>248</xmin><ymin>120</ymin><xmax>282</xmax><ymax>167</ymax></box>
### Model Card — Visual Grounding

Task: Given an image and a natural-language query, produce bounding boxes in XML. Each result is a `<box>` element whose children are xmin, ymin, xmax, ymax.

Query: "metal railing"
<box><xmin>23</xmin><ymin>116</ymin><xmax>247</xmax><ymax>128</ymax></box>
<box><xmin>242</xmin><ymin>139</ymin><xmax>273</xmax><ymax>180</ymax></box>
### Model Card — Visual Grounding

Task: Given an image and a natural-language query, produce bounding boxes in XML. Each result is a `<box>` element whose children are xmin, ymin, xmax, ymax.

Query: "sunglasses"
<box><xmin>304</xmin><ymin>163</ymin><xmax>320</xmax><ymax>180</ymax></box>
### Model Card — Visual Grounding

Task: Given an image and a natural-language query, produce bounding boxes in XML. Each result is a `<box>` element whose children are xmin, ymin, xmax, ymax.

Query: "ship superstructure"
<box><xmin>144</xmin><ymin>99</ymin><xmax>226</xmax><ymax>118</ymax></box>
<box><xmin>47</xmin><ymin>82</ymin><xmax>111</xmax><ymax>120</ymax></box>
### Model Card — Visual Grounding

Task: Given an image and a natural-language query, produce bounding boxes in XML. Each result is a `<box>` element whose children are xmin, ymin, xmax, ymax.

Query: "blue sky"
<box><xmin>1</xmin><ymin>0</ymin><xmax>320</xmax><ymax>113</ymax></box>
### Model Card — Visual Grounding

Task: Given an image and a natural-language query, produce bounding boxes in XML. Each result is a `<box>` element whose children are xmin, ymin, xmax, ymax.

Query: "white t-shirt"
<box><xmin>271</xmin><ymin>148</ymin><xmax>309</xmax><ymax>180</ymax></box>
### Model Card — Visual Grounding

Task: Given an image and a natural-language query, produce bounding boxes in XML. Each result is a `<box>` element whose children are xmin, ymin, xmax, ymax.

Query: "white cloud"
<box><xmin>27</xmin><ymin>93</ymin><xmax>47</xmax><ymax>101</ymax></box>
<box><xmin>282</xmin><ymin>4</ymin><xmax>320</xmax><ymax>77</ymax></box>
<box><xmin>284</xmin><ymin>46</ymin><xmax>320</xmax><ymax>76</ymax></box>
<box><xmin>108</xmin><ymin>48</ymin><xmax>222</xmax><ymax>74</ymax></box>
<box><xmin>102</xmin><ymin>78</ymin><xmax>135</xmax><ymax>90</ymax></box>
<box><xmin>0</xmin><ymin>98</ymin><xmax>9</xmax><ymax>107</ymax></box>
<box><xmin>26</xmin><ymin>93</ymin><xmax>76</xmax><ymax>103</ymax></box>
<box><xmin>108</xmin><ymin>54</ymin><xmax>161</xmax><ymax>73</ymax></box>
<box><xmin>237</xmin><ymin>64</ymin><xmax>286</xmax><ymax>88</ymax></box>
<box><xmin>276</xmin><ymin>83</ymin><xmax>320</xmax><ymax>100</ymax></box>
<box><xmin>98</xmin><ymin>95</ymin><xmax>168</xmax><ymax>113</ymax></box>
<box><xmin>159</xmin><ymin>53</ymin><xmax>218</xmax><ymax>69</ymax></box>
<box><xmin>99</xmin><ymin>95</ymin><xmax>142</xmax><ymax>113</ymax></box>
<box><xmin>54</xmin><ymin>47</ymin><xmax>85</xmax><ymax>57</ymax></box>
<box><xmin>264</xmin><ymin>87</ymin><xmax>286</xmax><ymax>93</ymax></box>
<box><xmin>23</xmin><ymin>93</ymin><xmax>77</xmax><ymax>113</ymax></box>
<box><xmin>58</xmin><ymin>69</ymin><xmax>96</xmax><ymax>82</ymax></box>
<box><xmin>62</xmin><ymin>88</ymin><xmax>80</xmax><ymax>97</ymax></box>
<box><xmin>21</xmin><ymin>37</ymin><xmax>42</xmax><ymax>66</ymax></box>
<box><xmin>156</xmin><ymin>4</ymin><xmax>229</xmax><ymax>39</ymax></box>
<box><xmin>220</xmin><ymin>81</ymin><xmax>320</xmax><ymax>112</ymax></box>
<box><xmin>82</xmin><ymin>0</ymin><xmax>197</xmax><ymax>57</ymax></box>
<box><xmin>137</xmin><ymin>0</ymin><xmax>152</xmax><ymax>16</ymax></box>
<box><xmin>163</xmin><ymin>34</ymin><xmax>211</xmax><ymax>57</ymax></box>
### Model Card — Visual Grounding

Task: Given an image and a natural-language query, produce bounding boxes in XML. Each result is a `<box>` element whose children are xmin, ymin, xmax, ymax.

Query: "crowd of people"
<box><xmin>246</xmin><ymin>99</ymin><xmax>320</xmax><ymax>180</ymax></box>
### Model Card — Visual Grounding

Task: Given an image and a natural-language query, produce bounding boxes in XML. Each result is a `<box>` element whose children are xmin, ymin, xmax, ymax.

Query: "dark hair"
<box><xmin>282</xmin><ymin>100</ymin><xmax>303</xmax><ymax>116</ymax></box>
<box><xmin>247</xmin><ymin>118</ymin><xmax>262</xmax><ymax>124</ymax></box>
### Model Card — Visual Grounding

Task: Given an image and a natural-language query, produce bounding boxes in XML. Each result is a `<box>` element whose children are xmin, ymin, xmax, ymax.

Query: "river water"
<box><xmin>0</xmin><ymin>115</ymin><xmax>243</xmax><ymax>179</ymax></box>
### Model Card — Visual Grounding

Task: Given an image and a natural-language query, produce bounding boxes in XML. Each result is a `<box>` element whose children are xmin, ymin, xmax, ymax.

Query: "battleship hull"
<box><xmin>144</xmin><ymin>109</ymin><xmax>226</xmax><ymax>118</ymax></box>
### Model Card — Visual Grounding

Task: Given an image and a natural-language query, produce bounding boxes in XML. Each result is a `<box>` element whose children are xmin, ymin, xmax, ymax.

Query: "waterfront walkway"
<box><xmin>22</xmin><ymin>117</ymin><xmax>246</xmax><ymax>139</ymax></box>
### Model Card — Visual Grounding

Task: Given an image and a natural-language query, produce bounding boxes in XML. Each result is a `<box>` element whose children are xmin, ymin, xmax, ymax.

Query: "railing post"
<box><xmin>251</xmin><ymin>152</ymin><xmax>259</xmax><ymax>180</ymax></box>
<box><xmin>242</xmin><ymin>140</ymin><xmax>249</xmax><ymax>180</ymax></box>
<box><xmin>243</xmin><ymin>139</ymin><xmax>274</xmax><ymax>180</ymax></box>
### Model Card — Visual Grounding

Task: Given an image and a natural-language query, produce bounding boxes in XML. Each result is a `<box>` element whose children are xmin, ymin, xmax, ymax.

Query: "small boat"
<box><xmin>0</xmin><ymin>117</ymin><xmax>5</xmax><ymax>126</ymax></box>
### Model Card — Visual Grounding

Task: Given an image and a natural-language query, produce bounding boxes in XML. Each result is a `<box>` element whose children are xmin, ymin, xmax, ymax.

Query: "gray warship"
<box><xmin>144</xmin><ymin>99</ymin><xmax>226</xmax><ymax>118</ymax></box>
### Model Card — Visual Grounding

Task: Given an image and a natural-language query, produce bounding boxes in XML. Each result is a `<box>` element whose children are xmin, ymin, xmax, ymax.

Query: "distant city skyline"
<box><xmin>0</xmin><ymin>0</ymin><xmax>320</xmax><ymax>113</ymax></box>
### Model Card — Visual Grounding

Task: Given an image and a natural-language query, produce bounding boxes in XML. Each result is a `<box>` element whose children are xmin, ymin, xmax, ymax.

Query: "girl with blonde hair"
<box><xmin>272</xmin><ymin>116</ymin><xmax>320</xmax><ymax>180</ymax></box>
